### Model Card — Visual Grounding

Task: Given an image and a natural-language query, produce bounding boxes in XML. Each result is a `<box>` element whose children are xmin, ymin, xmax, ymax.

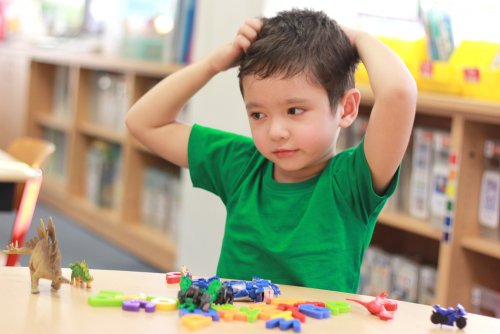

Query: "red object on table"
<box><xmin>5</xmin><ymin>174</ymin><xmax>43</xmax><ymax>266</ymax></box>
<box><xmin>166</xmin><ymin>272</ymin><xmax>182</xmax><ymax>284</ymax></box>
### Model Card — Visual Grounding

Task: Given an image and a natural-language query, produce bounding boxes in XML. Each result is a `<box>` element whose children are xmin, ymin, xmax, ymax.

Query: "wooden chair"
<box><xmin>3</xmin><ymin>137</ymin><xmax>55</xmax><ymax>266</ymax></box>
<box><xmin>6</xmin><ymin>136</ymin><xmax>56</xmax><ymax>169</ymax></box>
<box><xmin>6</xmin><ymin>137</ymin><xmax>55</xmax><ymax>208</ymax></box>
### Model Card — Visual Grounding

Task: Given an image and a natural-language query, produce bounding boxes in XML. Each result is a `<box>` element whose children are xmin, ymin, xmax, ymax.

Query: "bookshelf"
<box><xmin>24</xmin><ymin>49</ymin><xmax>183</xmax><ymax>271</ymax></box>
<box><xmin>0</xmin><ymin>46</ymin><xmax>29</xmax><ymax>147</ymax></box>
<box><xmin>358</xmin><ymin>86</ymin><xmax>500</xmax><ymax>311</ymax></box>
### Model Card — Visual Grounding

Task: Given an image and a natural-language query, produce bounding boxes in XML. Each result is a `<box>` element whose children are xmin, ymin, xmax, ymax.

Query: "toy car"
<box><xmin>223</xmin><ymin>277</ymin><xmax>281</xmax><ymax>302</ymax></box>
<box><xmin>430</xmin><ymin>304</ymin><xmax>467</xmax><ymax>329</ymax></box>
<box><xmin>178</xmin><ymin>276</ymin><xmax>233</xmax><ymax>312</ymax></box>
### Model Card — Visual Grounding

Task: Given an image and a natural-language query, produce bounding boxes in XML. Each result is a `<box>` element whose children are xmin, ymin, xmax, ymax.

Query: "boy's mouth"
<box><xmin>272</xmin><ymin>149</ymin><xmax>298</xmax><ymax>158</ymax></box>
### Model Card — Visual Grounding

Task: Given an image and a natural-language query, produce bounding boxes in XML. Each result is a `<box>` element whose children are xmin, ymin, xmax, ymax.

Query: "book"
<box><xmin>478</xmin><ymin>140</ymin><xmax>500</xmax><ymax>240</ymax></box>
<box><xmin>42</xmin><ymin>128</ymin><xmax>67</xmax><ymax>182</ymax></box>
<box><xmin>364</xmin><ymin>247</ymin><xmax>393</xmax><ymax>297</ymax></box>
<box><xmin>141</xmin><ymin>167</ymin><xmax>181</xmax><ymax>236</ymax></box>
<box><xmin>429</xmin><ymin>131</ymin><xmax>451</xmax><ymax>228</ymax></box>
<box><xmin>390</xmin><ymin>255</ymin><xmax>419</xmax><ymax>302</ymax></box>
<box><xmin>418</xmin><ymin>265</ymin><xmax>437</xmax><ymax>305</ymax></box>
<box><xmin>86</xmin><ymin>140</ymin><xmax>122</xmax><ymax>208</ymax></box>
<box><xmin>52</xmin><ymin>66</ymin><xmax>71</xmax><ymax>120</ymax></box>
<box><xmin>90</xmin><ymin>71</ymin><xmax>129</xmax><ymax>133</ymax></box>
<box><xmin>172</xmin><ymin>0</ymin><xmax>197</xmax><ymax>64</ymax></box>
<box><xmin>409</xmin><ymin>127</ymin><xmax>434</xmax><ymax>220</ymax></box>
<box><xmin>471</xmin><ymin>284</ymin><xmax>500</xmax><ymax>318</ymax></box>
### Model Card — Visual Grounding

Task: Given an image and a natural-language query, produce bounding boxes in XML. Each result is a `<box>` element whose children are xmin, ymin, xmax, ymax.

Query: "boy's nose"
<box><xmin>268</xmin><ymin>119</ymin><xmax>289</xmax><ymax>141</ymax></box>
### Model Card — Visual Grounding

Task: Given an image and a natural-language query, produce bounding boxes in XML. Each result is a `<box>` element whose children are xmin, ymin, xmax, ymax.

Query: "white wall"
<box><xmin>176</xmin><ymin>0</ymin><xmax>264</xmax><ymax>275</ymax></box>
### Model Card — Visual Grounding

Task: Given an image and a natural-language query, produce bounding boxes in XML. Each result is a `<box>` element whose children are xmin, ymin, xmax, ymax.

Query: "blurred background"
<box><xmin>0</xmin><ymin>0</ymin><xmax>499</xmax><ymax>318</ymax></box>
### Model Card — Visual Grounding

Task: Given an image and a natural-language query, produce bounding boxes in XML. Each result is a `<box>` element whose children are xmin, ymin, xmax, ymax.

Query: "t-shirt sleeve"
<box><xmin>188</xmin><ymin>124</ymin><xmax>255</xmax><ymax>203</ymax></box>
<box><xmin>333</xmin><ymin>138</ymin><xmax>400</xmax><ymax>223</ymax></box>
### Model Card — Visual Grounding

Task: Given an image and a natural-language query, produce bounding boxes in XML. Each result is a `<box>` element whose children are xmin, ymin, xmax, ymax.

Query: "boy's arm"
<box><xmin>125</xmin><ymin>19</ymin><xmax>262</xmax><ymax>168</ymax></box>
<box><xmin>350</xmin><ymin>30</ymin><xmax>417</xmax><ymax>194</ymax></box>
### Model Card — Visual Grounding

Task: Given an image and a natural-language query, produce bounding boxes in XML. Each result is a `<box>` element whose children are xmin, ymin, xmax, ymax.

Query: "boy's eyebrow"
<box><xmin>245</xmin><ymin>98</ymin><xmax>310</xmax><ymax>110</ymax></box>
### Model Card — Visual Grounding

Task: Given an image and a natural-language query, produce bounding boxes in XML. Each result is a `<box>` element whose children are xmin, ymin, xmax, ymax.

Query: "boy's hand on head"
<box><xmin>340</xmin><ymin>25</ymin><xmax>359</xmax><ymax>47</ymax></box>
<box><xmin>208</xmin><ymin>18</ymin><xmax>262</xmax><ymax>73</ymax></box>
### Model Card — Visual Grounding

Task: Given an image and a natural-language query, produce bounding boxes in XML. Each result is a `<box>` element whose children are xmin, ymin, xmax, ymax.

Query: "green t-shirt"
<box><xmin>188</xmin><ymin>124</ymin><xmax>398</xmax><ymax>292</ymax></box>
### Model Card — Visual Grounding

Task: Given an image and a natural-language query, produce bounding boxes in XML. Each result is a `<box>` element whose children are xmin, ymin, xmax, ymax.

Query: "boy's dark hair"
<box><xmin>238</xmin><ymin>9</ymin><xmax>360</xmax><ymax>108</ymax></box>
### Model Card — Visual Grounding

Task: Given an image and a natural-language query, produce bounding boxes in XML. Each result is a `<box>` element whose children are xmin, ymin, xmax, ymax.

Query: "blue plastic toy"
<box><xmin>430</xmin><ymin>304</ymin><xmax>467</xmax><ymax>329</ymax></box>
<box><xmin>223</xmin><ymin>277</ymin><xmax>281</xmax><ymax>302</ymax></box>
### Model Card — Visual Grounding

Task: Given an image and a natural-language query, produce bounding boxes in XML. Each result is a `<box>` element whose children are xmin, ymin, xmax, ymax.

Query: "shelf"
<box><xmin>131</xmin><ymin>138</ymin><xmax>153</xmax><ymax>154</ymax></box>
<box><xmin>358</xmin><ymin>85</ymin><xmax>500</xmax><ymax>122</ymax></box>
<box><xmin>29</xmin><ymin>48</ymin><xmax>184</xmax><ymax>77</ymax></box>
<box><xmin>462</xmin><ymin>236</ymin><xmax>500</xmax><ymax>260</ymax></box>
<box><xmin>378</xmin><ymin>210</ymin><xmax>442</xmax><ymax>241</ymax></box>
<box><xmin>78</xmin><ymin>122</ymin><xmax>126</xmax><ymax>144</ymax></box>
<box><xmin>35</xmin><ymin>113</ymin><xmax>72</xmax><ymax>132</ymax></box>
<box><xmin>40</xmin><ymin>180</ymin><xmax>176</xmax><ymax>271</ymax></box>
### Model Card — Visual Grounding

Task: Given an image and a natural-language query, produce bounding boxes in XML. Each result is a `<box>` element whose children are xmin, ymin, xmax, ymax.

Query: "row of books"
<box><xmin>339</xmin><ymin>121</ymin><xmax>452</xmax><ymax>228</ymax></box>
<box><xmin>85</xmin><ymin>140</ymin><xmax>122</xmax><ymax>209</ymax></box>
<box><xmin>407</xmin><ymin>127</ymin><xmax>451</xmax><ymax>228</ymax></box>
<box><xmin>41</xmin><ymin>131</ymin><xmax>181</xmax><ymax>238</ymax></box>
<box><xmin>478</xmin><ymin>140</ymin><xmax>500</xmax><ymax>241</ymax></box>
<box><xmin>89</xmin><ymin>72</ymin><xmax>128</xmax><ymax>134</ymax></box>
<box><xmin>52</xmin><ymin>66</ymin><xmax>71</xmax><ymax>120</ymax></box>
<box><xmin>42</xmin><ymin>128</ymin><xmax>67</xmax><ymax>182</ymax></box>
<box><xmin>120</xmin><ymin>0</ymin><xmax>197</xmax><ymax>63</ymax></box>
<box><xmin>50</xmin><ymin>66</ymin><xmax>129</xmax><ymax>134</ymax></box>
<box><xmin>471</xmin><ymin>284</ymin><xmax>500</xmax><ymax>318</ymax></box>
<box><xmin>358</xmin><ymin>246</ymin><xmax>437</xmax><ymax>305</ymax></box>
<box><xmin>141</xmin><ymin>167</ymin><xmax>181</xmax><ymax>238</ymax></box>
<box><xmin>170</xmin><ymin>0</ymin><xmax>197</xmax><ymax>64</ymax></box>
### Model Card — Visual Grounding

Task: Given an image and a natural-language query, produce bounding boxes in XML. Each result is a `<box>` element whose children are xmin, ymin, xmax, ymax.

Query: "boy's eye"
<box><xmin>287</xmin><ymin>107</ymin><xmax>305</xmax><ymax>115</ymax></box>
<box><xmin>250</xmin><ymin>112</ymin><xmax>264</xmax><ymax>120</ymax></box>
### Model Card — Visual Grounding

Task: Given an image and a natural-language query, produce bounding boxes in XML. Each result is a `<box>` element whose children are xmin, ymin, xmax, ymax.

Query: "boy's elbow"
<box><xmin>407</xmin><ymin>75</ymin><xmax>418</xmax><ymax>100</ymax></box>
<box><xmin>394</xmin><ymin>77</ymin><xmax>418</xmax><ymax>111</ymax></box>
<box><xmin>125</xmin><ymin>109</ymin><xmax>140</xmax><ymax>137</ymax></box>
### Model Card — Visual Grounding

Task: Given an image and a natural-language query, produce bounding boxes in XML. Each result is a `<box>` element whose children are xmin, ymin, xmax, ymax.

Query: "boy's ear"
<box><xmin>338</xmin><ymin>88</ymin><xmax>361</xmax><ymax>128</ymax></box>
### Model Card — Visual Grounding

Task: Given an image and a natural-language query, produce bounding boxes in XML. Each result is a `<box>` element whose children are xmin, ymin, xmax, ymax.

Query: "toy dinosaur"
<box><xmin>2</xmin><ymin>217</ymin><xmax>69</xmax><ymax>294</ymax></box>
<box><xmin>69</xmin><ymin>260</ymin><xmax>93</xmax><ymax>288</ymax></box>
<box><xmin>346</xmin><ymin>292</ymin><xmax>398</xmax><ymax>320</ymax></box>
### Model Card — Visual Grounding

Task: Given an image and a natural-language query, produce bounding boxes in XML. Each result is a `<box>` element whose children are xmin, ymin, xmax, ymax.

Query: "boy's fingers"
<box><xmin>245</xmin><ymin>18</ymin><xmax>263</xmax><ymax>31</ymax></box>
<box><xmin>234</xmin><ymin>35</ymin><xmax>251</xmax><ymax>52</ymax></box>
<box><xmin>238</xmin><ymin>24</ymin><xmax>259</xmax><ymax>42</ymax></box>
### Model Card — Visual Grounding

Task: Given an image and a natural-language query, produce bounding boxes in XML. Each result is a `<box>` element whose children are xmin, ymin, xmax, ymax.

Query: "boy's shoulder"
<box><xmin>331</xmin><ymin>141</ymin><xmax>363</xmax><ymax>166</ymax></box>
<box><xmin>191</xmin><ymin>124</ymin><xmax>253</xmax><ymax>144</ymax></box>
<box><xmin>189</xmin><ymin>123</ymin><xmax>260</xmax><ymax>165</ymax></box>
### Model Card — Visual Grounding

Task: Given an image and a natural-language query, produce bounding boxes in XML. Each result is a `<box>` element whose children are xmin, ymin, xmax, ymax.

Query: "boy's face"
<box><xmin>242</xmin><ymin>73</ymin><xmax>342</xmax><ymax>183</ymax></box>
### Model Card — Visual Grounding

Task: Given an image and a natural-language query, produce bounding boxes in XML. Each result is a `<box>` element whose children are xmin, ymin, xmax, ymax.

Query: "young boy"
<box><xmin>126</xmin><ymin>9</ymin><xmax>417</xmax><ymax>293</ymax></box>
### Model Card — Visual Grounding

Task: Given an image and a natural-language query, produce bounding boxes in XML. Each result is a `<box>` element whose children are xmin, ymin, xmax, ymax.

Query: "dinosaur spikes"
<box><xmin>36</xmin><ymin>218</ymin><xmax>48</xmax><ymax>240</ymax></box>
<box><xmin>47</xmin><ymin>217</ymin><xmax>56</xmax><ymax>240</ymax></box>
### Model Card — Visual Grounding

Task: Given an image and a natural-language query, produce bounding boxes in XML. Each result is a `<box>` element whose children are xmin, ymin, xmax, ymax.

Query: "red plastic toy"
<box><xmin>346</xmin><ymin>292</ymin><xmax>398</xmax><ymax>321</ymax></box>
<box><xmin>166</xmin><ymin>272</ymin><xmax>182</xmax><ymax>284</ymax></box>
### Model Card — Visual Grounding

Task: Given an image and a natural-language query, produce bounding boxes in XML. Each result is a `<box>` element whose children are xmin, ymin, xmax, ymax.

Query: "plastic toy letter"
<box><xmin>122</xmin><ymin>300</ymin><xmax>156</xmax><ymax>313</ymax></box>
<box><xmin>297</xmin><ymin>304</ymin><xmax>331</xmax><ymax>319</ymax></box>
<box><xmin>325</xmin><ymin>301</ymin><xmax>351</xmax><ymax>315</ymax></box>
<box><xmin>181</xmin><ymin>314</ymin><xmax>212</xmax><ymax>330</ymax></box>
<box><xmin>150</xmin><ymin>297</ymin><xmax>177</xmax><ymax>311</ymax></box>
<box><xmin>88</xmin><ymin>290</ymin><xmax>125</xmax><ymax>307</ymax></box>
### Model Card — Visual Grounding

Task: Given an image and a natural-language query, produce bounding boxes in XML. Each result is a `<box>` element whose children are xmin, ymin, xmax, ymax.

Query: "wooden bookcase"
<box><xmin>22</xmin><ymin>49</ymin><xmax>500</xmax><ymax>311</ymax></box>
<box><xmin>359</xmin><ymin>87</ymin><xmax>500</xmax><ymax>310</ymax></box>
<box><xmin>24</xmin><ymin>49</ymin><xmax>183</xmax><ymax>271</ymax></box>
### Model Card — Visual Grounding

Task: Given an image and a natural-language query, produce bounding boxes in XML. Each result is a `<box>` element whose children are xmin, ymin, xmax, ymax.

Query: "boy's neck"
<box><xmin>272</xmin><ymin>154</ymin><xmax>335</xmax><ymax>183</ymax></box>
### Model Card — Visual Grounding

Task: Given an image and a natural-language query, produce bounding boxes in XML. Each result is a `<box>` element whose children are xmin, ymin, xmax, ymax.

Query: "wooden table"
<box><xmin>0</xmin><ymin>149</ymin><xmax>43</xmax><ymax>265</ymax></box>
<box><xmin>0</xmin><ymin>150</ymin><xmax>42</xmax><ymax>182</ymax></box>
<box><xmin>1</xmin><ymin>267</ymin><xmax>498</xmax><ymax>333</ymax></box>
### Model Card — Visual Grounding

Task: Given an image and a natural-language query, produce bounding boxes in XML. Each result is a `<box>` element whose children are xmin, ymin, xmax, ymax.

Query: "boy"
<box><xmin>126</xmin><ymin>9</ymin><xmax>417</xmax><ymax>292</ymax></box>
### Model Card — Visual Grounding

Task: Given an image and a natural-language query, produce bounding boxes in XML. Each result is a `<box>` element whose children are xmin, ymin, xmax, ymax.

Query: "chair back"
<box><xmin>6</xmin><ymin>137</ymin><xmax>55</xmax><ymax>168</ymax></box>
